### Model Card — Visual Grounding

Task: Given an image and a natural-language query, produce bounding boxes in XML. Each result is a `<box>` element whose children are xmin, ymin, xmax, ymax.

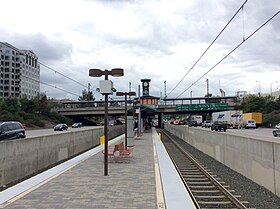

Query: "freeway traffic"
<box><xmin>24</xmin><ymin>125</ymin><xmax>280</xmax><ymax>144</ymax></box>
<box><xmin>25</xmin><ymin>126</ymin><xmax>100</xmax><ymax>138</ymax></box>
<box><xmin>200</xmin><ymin>126</ymin><xmax>280</xmax><ymax>143</ymax></box>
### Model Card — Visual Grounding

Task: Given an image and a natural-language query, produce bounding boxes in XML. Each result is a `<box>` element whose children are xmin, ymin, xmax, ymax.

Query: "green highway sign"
<box><xmin>176</xmin><ymin>103</ymin><xmax>228</xmax><ymax>111</ymax></box>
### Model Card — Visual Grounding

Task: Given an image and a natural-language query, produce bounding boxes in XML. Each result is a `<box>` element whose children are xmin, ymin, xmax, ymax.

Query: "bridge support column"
<box><xmin>158</xmin><ymin>112</ymin><xmax>164</xmax><ymax>129</ymax></box>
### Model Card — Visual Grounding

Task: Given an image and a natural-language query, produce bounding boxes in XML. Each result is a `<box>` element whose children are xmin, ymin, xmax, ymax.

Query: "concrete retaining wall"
<box><xmin>0</xmin><ymin>126</ymin><xmax>124</xmax><ymax>188</ymax></box>
<box><xmin>165</xmin><ymin>124</ymin><xmax>280</xmax><ymax>197</ymax></box>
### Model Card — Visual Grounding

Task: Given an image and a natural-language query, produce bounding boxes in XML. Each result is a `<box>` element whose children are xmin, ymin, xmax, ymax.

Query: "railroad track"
<box><xmin>160</xmin><ymin>130</ymin><xmax>253</xmax><ymax>209</ymax></box>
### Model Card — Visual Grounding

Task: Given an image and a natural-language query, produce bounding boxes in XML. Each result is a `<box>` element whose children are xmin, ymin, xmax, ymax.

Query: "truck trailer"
<box><xmin>242</xmin><ymin>112</ymin><xmax>262</xmax><ymax>127</ymax></box>
<box><xmin>212</xmin><ymin>110</ymin><xmax>243</xmax><ymax>129</ymax></box>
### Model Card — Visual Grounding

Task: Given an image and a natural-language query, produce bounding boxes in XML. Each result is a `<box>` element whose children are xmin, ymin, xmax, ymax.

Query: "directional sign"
<box><xmin>176</xmin><ymin>103</ymin><xmax>228</xmax><ymax>111</ymax></box>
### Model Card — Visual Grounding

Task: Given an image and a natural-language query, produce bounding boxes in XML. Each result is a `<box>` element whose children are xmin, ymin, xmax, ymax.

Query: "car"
<box><xmin>115</xmin><ymin>119</ymin><xmax>124</xmax><ymax>125</ymax></box>
<box><xmin>242</xmin><ymin>120</ymin><xmax>256</xmax><ymax>129</ymax></box>
<box><xmin>202</xmin><ymin>120</ymin><xmax>212</xmax><ymax>128</ymax></box>
<box><xmin>211</xmin><ymin>121</ymin><xmax>227</xmax><ymax>132</ymax></box>
<box><xmin>108</xmin><ymin>120</ymin><xmax>115</xmax><ymax>126</ymax></box>
<box><xmin>178</xmin><ymin>120</ymin><xmax>186</xmax><ymax>125</ymax></box>
<box><xmin>0</xmin><ymin>121</ymin><xmax>26</xmax><ymax>141</ymax></box>
<box><xmin>188</xmin><ymin>120</ymin><xmax>198</xmax><ymax>127</ymax></box>
<box><xmin>275</xmin><ymin>123</ymin><xmax>280</xmax><ymax>129</ymax></box>
<box><xmin>54</xmin><ymin>124</ymin><xmax>68</xmax><ymax>131</ymax></box>
<box><xmin>72</xmin><ymin>123</ymin><xmax>82</xmax><ymax>128</ymax></box>
<box><xmin>273</xmin><ymin>128</ymin><xmax>280</xmax><ymax>137</ymax></box>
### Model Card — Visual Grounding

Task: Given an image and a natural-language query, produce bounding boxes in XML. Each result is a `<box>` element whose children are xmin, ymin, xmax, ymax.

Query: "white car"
<box><xmin>275</xmin><ymin>123</ymin><xmax>280</xmax><ymax>129</ymax></box>
<box><xmin>242</xmin><ymin>120</ymin><xmax>256</xmax><ymax>129</ymax></box>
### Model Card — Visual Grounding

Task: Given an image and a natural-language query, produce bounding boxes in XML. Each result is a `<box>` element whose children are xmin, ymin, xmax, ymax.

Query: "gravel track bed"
<box><xmin>163</xmin><ymin>130</ymin><xmax>280</xmax><ymax>209</ymax></box>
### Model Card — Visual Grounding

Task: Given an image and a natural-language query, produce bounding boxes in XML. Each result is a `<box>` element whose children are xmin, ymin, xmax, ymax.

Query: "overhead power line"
<box><xmin>20</xmin><ymin>74</ymin><xmax>81</xmax><ymax>97</ymax></box>
<box><xmin>167</xmin><ymin>0</ymin><xmax>249</xmax><ymax>97</ymax></box>
<box><xmin>39</xmin><ymin>63</ymin><xmax>87</xmax><ymax>89</ymax></box>
<box><xmin>40</xmin><ymin>81</ymin><xmax>81</xmax><ymax>97</ymax></box>
<box><xmin>176</xmin><ymin>10</ymin><xmax>280</xmax><ymax>98</ymax></box>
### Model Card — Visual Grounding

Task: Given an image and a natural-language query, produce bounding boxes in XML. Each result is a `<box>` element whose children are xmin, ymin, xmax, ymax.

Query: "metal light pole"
<box><xmin>116</xmin><ymin>91</ymin><xmax>136</xmax><ymax>149</ymax></box>
<box><xmin>89</xmin><ymin>68</ymin><xmax>124</xmax><ymax>176</ymax></box>
<box><xmin>256</xmin><ymin>80</ymin><xmax>261</xmax><ymax>96</ymax></box>
<box><xmin>270</xmin><ymin>81</ymin><xmax>278</xmax><ymax>95</ymax></box>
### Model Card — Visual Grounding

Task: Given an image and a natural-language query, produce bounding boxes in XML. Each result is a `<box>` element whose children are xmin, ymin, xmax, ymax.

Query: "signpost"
<box><xmin>176</xmin><ymin>103</ymin><xmax>228</xmax><ymax>111</ymax></box>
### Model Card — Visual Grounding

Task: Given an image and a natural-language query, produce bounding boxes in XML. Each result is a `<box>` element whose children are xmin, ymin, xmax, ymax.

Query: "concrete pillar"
<box><xmin>127</xmin><ymin>116</ymin><xmax>135</xmax><ymax>147</ymax></box>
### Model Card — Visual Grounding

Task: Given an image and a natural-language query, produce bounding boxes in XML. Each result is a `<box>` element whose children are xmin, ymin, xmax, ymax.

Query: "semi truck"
<box><xmin>190</xmin><ymin>115</ymin><xmax>203</xmax><ymax>126</ymax></box>
<box><xmin>212</xmin><ymin>110</ymin><xmax>243</xmax><ymax>129</ymax></box>
<box><xmin>242</xmin><ymin>112</ymin><xmax>262</xmax><ymax>127</ymax></box>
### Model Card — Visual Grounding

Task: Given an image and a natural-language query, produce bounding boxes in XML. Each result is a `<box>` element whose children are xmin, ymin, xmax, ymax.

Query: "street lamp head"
<box><xmin>111</xmin><ymin>68</ymin><xmax>124</xmax><ymax>77</ymax></box>
<box><xmin>128</xmin><ymin>92</ymin><xmax>136</xmax><ymax>96</ymax></box>
<box><xmin>89</xmin><ymin>69</ymin><xmax>102</xmax><ymax>77</ymax></box>
<box><xmin>116</xmin><ymin>92</ymin><xmax>124</xmax><ymax>96</ymax></box>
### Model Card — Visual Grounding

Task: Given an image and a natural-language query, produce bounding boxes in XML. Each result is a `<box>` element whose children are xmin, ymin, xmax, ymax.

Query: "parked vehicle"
<box><xmin>0</xmin><ymin>121</ymin><xmax>26</xmax><ymax>141</ymax></box>
<box><xmin>241</xmin><ymin>120</ymin><xmax>256</xmax><ymax>129</ymax></box>
<box><xmin>211</xmin><ymin>121</ymin><xmax>227</xmax><ymax>132</ymax></box>
<box><xmin>212</xmin><ymin>110</ymin><xmax>243</xmax><ymax>129</ymax></box>
<box><xmin>242</xmin><ymin>112</ymin><xmax>262</xmax><ymax>127</ymax></box>
<box><xmin>273</xmin><ymin>128</ymin><xmax>280</xmax><ymax>137</ymax></box>
<box><xmin>202</xmin><ymin>120</ymin><xmax>212</xmax><ymax>128</ymax></box>
<box><xmin>54</xmin><ymin>124</ymin><xmax>68</xmax><ymax>131</ymax></box>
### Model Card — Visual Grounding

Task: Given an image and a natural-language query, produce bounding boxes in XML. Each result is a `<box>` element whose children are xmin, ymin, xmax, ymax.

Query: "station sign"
<box><xmin>176</xmin><ymin>103</ymin><xmax>228</xmax><ymax>111</ymax></box>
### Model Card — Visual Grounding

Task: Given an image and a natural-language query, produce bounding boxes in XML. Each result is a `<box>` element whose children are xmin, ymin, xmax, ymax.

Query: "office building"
<box><xmin>0</xmin><ymin>42</ymin><xmax>40</xmax><ymax>99</ymax></box>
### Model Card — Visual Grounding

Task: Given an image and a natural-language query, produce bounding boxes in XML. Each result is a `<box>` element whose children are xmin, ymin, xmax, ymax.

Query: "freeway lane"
<box><xmin>25</xmin><ymin>126</ymin><xmax>101</xmax><ymax>138</ymax></box>
<box><xmin>200</xmin><ymin>126</ymin><xmax>280</xmax><ymax>143</ymax></box>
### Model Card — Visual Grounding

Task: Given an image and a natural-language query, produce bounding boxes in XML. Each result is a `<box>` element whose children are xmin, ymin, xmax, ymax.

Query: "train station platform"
<box><xmin>0</xmin><ymin>128</ymin><xmax>196</xmax><ymax>209</ymax></box>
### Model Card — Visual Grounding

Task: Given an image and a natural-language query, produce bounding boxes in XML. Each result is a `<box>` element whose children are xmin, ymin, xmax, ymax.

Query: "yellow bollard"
<box><xmin>100</xmin><ymin>135</ymin><xmax>105</xmax><ymax>145</ymax></box>
<box><xmin>158</xmin><ymin>133</ymin><xmax>161</xmax><ymax>140</ymax></box>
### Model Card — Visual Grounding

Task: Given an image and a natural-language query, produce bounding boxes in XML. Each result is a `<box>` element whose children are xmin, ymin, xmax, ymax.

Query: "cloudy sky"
<box><xmin>0</xmin><ymin>0</ymin><xmax>279</xmax><ymax>101</ymax></box>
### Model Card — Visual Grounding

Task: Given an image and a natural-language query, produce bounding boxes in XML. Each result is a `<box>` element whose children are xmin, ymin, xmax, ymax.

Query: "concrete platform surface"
<box><xmin>0</xmin><ymin>129</ymin><xmax>195</xmax><ymax>209</ymax></box>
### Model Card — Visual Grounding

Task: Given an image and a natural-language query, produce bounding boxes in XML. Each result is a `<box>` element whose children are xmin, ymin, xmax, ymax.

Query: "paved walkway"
<box><xmin>3</xmin><ymin>131</ymin><xmax>158</xmax><ymax>209</ymax></box>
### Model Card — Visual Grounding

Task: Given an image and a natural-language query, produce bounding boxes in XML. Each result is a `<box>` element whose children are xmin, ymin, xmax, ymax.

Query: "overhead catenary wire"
<box><xmin>167</xmin><ymin>0</ymin><xmax>249</xmax><ymax>97</ymax></box>
<box><xmin>176</xmin><ymin>10</ymin><xmax>280</xmax><ymax>98</ymax></box>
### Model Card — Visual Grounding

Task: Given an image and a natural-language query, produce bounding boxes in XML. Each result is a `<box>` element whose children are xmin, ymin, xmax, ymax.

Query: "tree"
<box><xmin>241</xmin><ymin>95</ymin><xmax>266</xmax><ymax>113</ymax></box>
<box><xmin>0</xmin><ymin>97</ymin><xmax>20</xmax><ymax>113</ymax></box>
<box><xmin>20</xmin><ymin>97</ymin><xmax>37</xmax><ymax>113</ymax></box>
<box><xmin>78</xmin><ymin>89</ymin><xmax>95</xmax><ymax>101</ymax></box>
<box><xmin>37</xmin><ymin>93</ymin><xmax>50</xmax><ymax>115</ymax></box>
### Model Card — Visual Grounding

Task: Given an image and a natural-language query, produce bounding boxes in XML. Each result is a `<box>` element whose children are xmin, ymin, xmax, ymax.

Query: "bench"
<box><xmin>104</xmin><ymin>142</ymin><xmax>133</xmax><ymax>162</ymax></box>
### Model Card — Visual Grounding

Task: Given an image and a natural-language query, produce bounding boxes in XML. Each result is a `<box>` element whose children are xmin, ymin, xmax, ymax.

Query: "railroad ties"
<box><xmin>160</xmin><ymin>130</ymin><xmax>253</xmax><ymax>209</ymax></box>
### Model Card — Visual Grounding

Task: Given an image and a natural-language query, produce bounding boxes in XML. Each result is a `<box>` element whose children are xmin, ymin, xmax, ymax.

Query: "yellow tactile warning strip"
<box><xmin>153</xmin><ymin>131</ymin><xmax>166</xmax><ymax>209</ymax></box>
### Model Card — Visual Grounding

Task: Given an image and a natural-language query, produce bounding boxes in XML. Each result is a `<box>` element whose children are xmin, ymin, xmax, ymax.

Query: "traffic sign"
<box><xmin>176</xmin><ymin>103</ymin><xmax>228</xmax><ymax>111</ymax></box>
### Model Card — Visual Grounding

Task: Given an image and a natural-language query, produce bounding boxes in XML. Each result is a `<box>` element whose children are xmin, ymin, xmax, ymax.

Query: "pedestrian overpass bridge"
<box><xmin>51</xmin><ymin>96</ymin><xmax>239</xmax><ymax>117</ymax></box>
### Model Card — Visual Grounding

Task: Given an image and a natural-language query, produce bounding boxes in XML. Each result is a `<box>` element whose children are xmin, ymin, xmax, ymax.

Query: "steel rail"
<box><xmin>161</xmin><ymin>130</ymin><xmax>248</xmax><ymax>209</ymax></box>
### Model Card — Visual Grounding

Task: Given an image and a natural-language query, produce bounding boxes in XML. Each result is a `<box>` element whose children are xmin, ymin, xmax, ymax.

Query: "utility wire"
<box><xmin>176</xmin><ymin>10</ymin><xmax>280</xmax><ymax>98</ymax></box>
<box><xmin>167</xmin><ymin>0</ymin><xmax>249</xmax><ymax>97</ymax></box>
<box><xmin>21</xmin><ymin>74</ymin><xmax>81</xmax><ymax>97</ymax></box>
<box><xmin>40</xmin><ymin>81</ymin><xmax>81</xmax><ymax>97</ymax></box>
<box><xmin>39</xmin><ymin>63</ymin><xmax>88</xmax><ymax>88</ymax></box>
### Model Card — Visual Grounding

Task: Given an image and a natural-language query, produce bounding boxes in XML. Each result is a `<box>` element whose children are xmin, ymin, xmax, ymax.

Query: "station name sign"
<box><xmin>176</xmin><ymin>103</ymin><xmax>228</xmax><ymax>111</ymax></box>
